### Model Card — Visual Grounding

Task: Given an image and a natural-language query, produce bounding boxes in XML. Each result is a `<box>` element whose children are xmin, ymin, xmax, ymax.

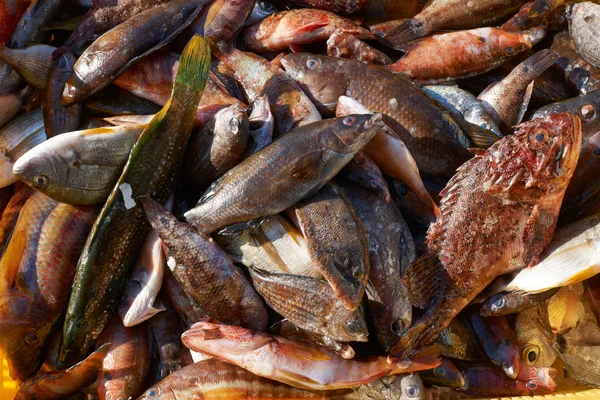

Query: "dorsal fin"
<box><xmin>402</xmin><ymin>252</ymin><xmax>446</xmax><ymax>309</ymax></box>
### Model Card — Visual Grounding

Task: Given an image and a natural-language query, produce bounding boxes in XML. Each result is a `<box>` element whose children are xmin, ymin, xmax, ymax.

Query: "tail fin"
<box><xmin>384</xmin><ymin>19</ymin><xmax>426</xmax><ymax>48</ymax></box>
<box><xmin>518</xmin><ymin>49</ymin><xmax>559</xmax><ymax>81</ymax></box>
<box><xmin>171</xmin><ymin>34</ymin><xmax>211</xmax><ymax>101</ymax></box>
<box><xmin>528</xmin><ymin>0</ymin><xmax>555</xmax><ymax>17</ymax></box>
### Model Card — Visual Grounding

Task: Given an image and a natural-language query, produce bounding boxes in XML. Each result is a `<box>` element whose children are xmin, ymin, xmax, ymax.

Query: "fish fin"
<box><xmin>289</xmin><ymin>44</ymin><xmax>307</xmax><ymax>53</ymax></box>
<box><xmin>0</xmin><ymin>229</ymin><xmax>27</xmax><ymax>289</ymax></box>
<box><xmin>391</xmin><ymin>345</ymin><xmax>441</xmax><ymax>373</ymax></box>
<box><xmin>462</xmin><ymin>122</ymin><xmax>501</xmax><ymax>149</ymax></box>
<box><xmin>528</xmin><ymin>0</ymin><xmax>553</xmax><ymax>16</ymax></box>
<box><xmin>469</xmin><ymin>148</ymin><xmax>488</xmax><ymax>157</ymax></box>
<box><xmin>171</xmin><ymin>34</ymin><xmax>211</xmax><ymax>100</ymax></box>
<box><xmin>383</xmin><ymin>19</ymin><xmax>424</xmax><ymax>48</ymax></box>
<box><xmin>516</xmin><ymin>81</ymin><xmax>535</xmax><ymax>125</ymax></box>
<box><xmin>296</xmin><ymin>21</ymin><xmax>329</xmax><ymax>33</ymax></box>
<box><xmin>290</xmin><ymin>151</ymin><xmax>324</xmax><ymax>181</ymax></box>
<box><xmin>402</xmin><ymin>252</ymin><xmax>445</xmax><ymax>309</ymax></box>
<box><xmin>387</xmin><ymin>306</ymin><xmax>445</xmax><ymax>358</ymax></box>
<box><xmin>64</xmin><ymin>343</ymin><xmax>110</xmax><ymax>381</ymax></box>
<box><xmin>522</xmin><ymin>205</ymin><xmax>557</xmax><ymax>268</ymax></box>
<box><xmin>218</xmin><ymin>217</ymin><xmax>268</xmax><ymax>236</ymax></box>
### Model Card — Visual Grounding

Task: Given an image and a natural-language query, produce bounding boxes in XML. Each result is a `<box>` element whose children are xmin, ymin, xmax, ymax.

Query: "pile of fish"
<box><xmin>2</xmin><ymin>0</ymin><xmax>600</xmax><ymax>398</ymax></box>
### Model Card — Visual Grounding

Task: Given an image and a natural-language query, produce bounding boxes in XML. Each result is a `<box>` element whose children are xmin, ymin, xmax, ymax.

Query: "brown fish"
<box><xmin>480</xmin><ymin>288</ymin><xmax>558</xmax><ymax>317</ymax></box>
<box><xmin>184</xmin><ymin>115</ymin><xmax>382</xmax><ymax>234</ymax></box>
<box><xmin>43</xmin><ymin>51</ymin><xmax>81</xmax><ymax>138</ymax></box>
<box><xmin>435</xmin><ymin>317</ymin><xmax>482</xmax><ymax>361</ymax></box>
<box><xmin>389</xmin><ymin>113</ymin><xmax>582</xmax><ymax>358</ymax></box>
<box><xmin>276</xmin><ymin>320</ymin><xmax>355</xmax><ymax>359</ymax></box>
<box><xmin>292</xmin><ymin>182</ymin><xmax>369</xmax><ymax>311</ymax></box>
<box><xmin>515</xmin><ymin>306</ymin><xmax>557</xmax><ymax>368</ymax></box>
<box><xmin>337</xmin><ymin>151</ymin><xmax>391</xmax><ymax>202</ymax></box>
<box><xmin>247</xmin><ymin>95</ymin><xmax>274</xmax><ymax>155</ymax></box>
<box><xmin>501</xmin><ymin>1</ymin><xmax>568</xmax><ymax>32</ymax></box>
<box><xmin>551</xmin><ymin>30</ymin><xmax>600</xmax><ymax>95</ymax></box>
<box><xmin>420</xmin><ymin>357</ymin><xmax>466</xmax><ymax>388</ymax></box>
<box><xmin>161</xmin><ymin>268</ymin><xmax>206</xmax><ymax>328</ymax></box>
<box><xmin>97</xmin><ymin>315</ymin><xmax>150</xmax><ymax>400</ymax></box>
<box><xmin>386</xmin><ymin>27</ymin><xmax>546</xmax><ymax>83</ymax></box>
<box><xmin>183</xmin><ymin>0</ymin><xmax>255</xmax><ymax>42</ymax></box>
<box><xmin>141</xmin><ymin>196</ymin><xmax>268</xmax><ymax>331</ymax></box>
<box><xmin>280</xmin><ymin>53</ymin><xmax>472</xmax><ymax>179</ymax></box>
<box><xmin>286</xmin><ymin>0</ymin><xmax>366</xmax><ymax>14</ymax></box>
<box><xmin>327</xmin><ymin>29</ymin><xmax>392</xmax><ymax>65</ymax></box>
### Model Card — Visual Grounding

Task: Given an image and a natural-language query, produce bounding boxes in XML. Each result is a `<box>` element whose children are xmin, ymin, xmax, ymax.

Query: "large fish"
<box><xmin>551</xmin><ymin>30</ymin><xmax>600</xmax><ymax>95</ymax></box>
<box><xmin>0</xmin><ymin>44</ymin><xmax>55</xmax><ymax>89</ymax></box>
<box><xmin>570</xmin><ymin>2</ymin><xmax>600</xmax><ymax>69</ymax></box>
<box><xmin>389</xmin><ymin>113</ymin><xmax>582</xmax><ymax>358</ymax></box>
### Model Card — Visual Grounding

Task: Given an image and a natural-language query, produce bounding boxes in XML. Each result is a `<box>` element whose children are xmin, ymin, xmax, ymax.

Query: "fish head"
<box><xmin>521</xmin><ymin>339</ymin><xmax>557</xmax><ymax>368</ymax></box>
<box><xmin>138</xmin><ymin>385</ymin><xmax>177</xmax><ymax>400</ymax></box>
<box><xmin>214</xmin><ymin>103</ymin><xmax>249</xmax><ymax>141</ymax></box>
<box><xmin>62</xmin><ymin>71</ymin><xmax>85</xmax><ymax>106</ymax></box>
<box><xmin>329</xmin><ymin>304</ymin><xmax>369</xmax><ymax>342</ymax></box>
<box><xmin>53</xmin><ymin>52</ymin><xmax>76</xmax><ymax>76</ymax></box>
<box><xmin>516</xmin><ymin>365</ymin><xmax>558</xmax><ymax>395</ymax></box>
<box><xmin>281</xmin><ymin>54</ymin><xmax>348</xmax><ymax>114</ymax></box>
<box><xmin>483</xmin><ymin>113</ymin><xmax>582</xmax><ymax>199</ymax></box>
<box><xmin>340</xmin><ymin>0</ymin><xmax>368</xmax><ymax>13</ymax></box>
<box><xmin>398</xmin><ymin>373</ymin><xmax>425</xmax><ymax>400</ymax></box>
<box><xmin>431</xmin><ymin>358</ymin><xmax>466</xmax><ymax>389</ymax></box>
<box><xmin>13</xmin><ymin>145</ymin><xmax>66</xmax><ymax>197</ymax></box>
<box><xmin>319</xmin><ymin>114</ymin><xmax>383</xmax><ymax>158</ymax></box>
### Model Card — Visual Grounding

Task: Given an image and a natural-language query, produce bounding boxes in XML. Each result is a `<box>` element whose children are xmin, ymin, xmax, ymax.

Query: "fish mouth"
<box><xmin>364</xmin><ymin>113</ymin><xmax>384</xmax><ymax>129</ymax></box>
<box><xmin>502</xmin><ymin>362</ymin><xmax>518</xmax><ymax>379</ymax></box>
<box><xmin>279</xmin><ymin>57</ymin><xmax>294</xmax><ymax>76</ymax></box>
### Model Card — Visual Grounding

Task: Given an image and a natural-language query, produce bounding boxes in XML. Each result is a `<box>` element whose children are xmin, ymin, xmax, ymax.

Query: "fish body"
<box><xmin>390</xmin><ymin>113</ymin><xmax>582</xmax><ymax>358</ymax></box>
<box><xmin>181</xmin><ymin>321</ymin><xmax>440</xmax><ymax>391</ymax></box>
<box><xmin>185</xmin><ymin>0</ymin><xmax>254</xmax><ymax>42</ymax></box>
<box><xmin>0</xmin><ymin>182</ymin><xmax>33</xmax><ymax>252</ymax></box>
<box><xmin>246</xmin><ymin>1</ymin><xmax>277</xmax><ymax>26</ymax></box>
<box><xmin>501</xmin><ymin>1</ymin><xmax>568</xmax><ymax>31</ymax></box>
<box><xmin>327</xmin><ymin>29</ymin><xmax>392</xmax><ymax>65</ymax></box>
<box><xmin>481</xmin><ymin>288</ymin><xmax>558</xmax><ymax>316</ymax></box>
<box><xmin>420</xmin><ymin>357</ymin><xmax>466</xmax><ymax>388</ymax></box>
<box><xmin>44</xmin><ymin>52</ymin><xmax>81</xmax><ymax>137</ymax></box>
<box><xmin>184</xmin><ymin>114</ymin><xmax>382</xmax><ymax>234</ymax></box>
<box><xmin>552</xmin><ymin>30</ymin><xmax>600</xmax><ymax>95</ymax></box>
<box><xmin>0</xmin><ymin>44</ymin><xmax>55</xmax><ymax>89</ymax></box>
<box><xmin>287</xmin><ymin>0</ymin><xmax>366</xmax><ymax>14</ymax></box>
<box><xmin>280</xmin><ymin>54</ymin><xmax>472</xmax><ymax>179</ymax></box>
<box><xmin>247</xmin><ymin>95</ymin><xmax>274</xmax><ymax>154</ymax></box>
<box><xmin>546</xmin><ymin>284</ymin><xmax>586</xmax><ymax>334</ymax></box>
<box><xmin>337</xmin><ymin>152</ymin><xmax>391</xmax><ymax>202</ymax></box>
<box><xmin>570</xmin><ymin>2</ymin><xmax>600</xmax><ymax>69</ymax></box>
<box><xmin>162</xmin><ymin>268</ymin><xmax>206</xmax><ymax>328</ymax></box>
<box><xmin>0</xmin><ymin>85</ymin><xmax>32</xmax><ymax>130</ymax></box>
<box><xmin>0</xmin><ymin>0</ymin><xmax>30</xmax><ymax>44</ymax></box>
<box><xmin>387</xmin><ymin>27</ymin><xmax>546</xmax><ymax>83</ymax></box>
<box><xmin>515</xmin><ymin>306</ymin><xmax>557</xmax><ymax>368</ymax></box>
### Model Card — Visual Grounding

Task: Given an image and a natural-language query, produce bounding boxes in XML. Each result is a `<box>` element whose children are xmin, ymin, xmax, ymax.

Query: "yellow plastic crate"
<box><xmin>1</xmin><ymin>357</ymin><xmax>18</xmax><ymax>399</ymax></box>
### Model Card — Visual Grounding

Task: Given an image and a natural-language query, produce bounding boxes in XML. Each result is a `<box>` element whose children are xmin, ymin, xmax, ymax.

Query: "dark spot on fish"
<box><xmin>593</xmin><ymin>147</ymin><xmax>600</xmax><ymax>156</ymax></box>
<box><xmin>536</xmin><ymin>133</ymin><xmax>544</xmax><ymax>142</ymax></box>
<box><xmin>504</xmin><ymin>338</ymin><xmax>511</xmax><ymax>346</ymax></box>
<box><xmin>584</xmin><ymin>14</ymin><xmax>595</xmax><ymax>23</ymax></box>
<box><xmin>204</xmin><ymin>328</ymin><xmax>224</xmax><ymax>340</ymax></box>
<box><xmin>414</xmin><ymin>21</ymin><xmax>424</xmax><ymax>28</ymax></box>
<box><xmin>523</xmin><ymin>66</ymin><xmax>530</xmax><ymax>73</ymax></box>
<box><xmin>506</xmin><ymin>47</ymin><xmax>515</xmax><ymax>55</ymax></box>
<box><xmin>476</xmin><ymin>36</ymin><xmax>486</xmax><ymax>43</ymax></box>
<box><xmin>104</xmin><ymin>371</ymin><xmax>112</xmax><ymax>380</ymax></box>
<box><xmin>391</xmin><ymin>320</ymin><xmax>405</xmax><ymax>335</ymax></box>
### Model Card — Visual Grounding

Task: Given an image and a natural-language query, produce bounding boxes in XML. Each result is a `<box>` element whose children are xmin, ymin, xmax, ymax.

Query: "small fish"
<box><xmin>467</xmin><ymin>313</ymin><xmax>521</xmax><ymax>378</ymax></box>
<box><xmin>546</xmin><ymin>284</ymin><xmax>586</xmax><ymax>334</ymax></box>
<box><xmin>44</xmin><ymin>52</ymin><xmax>81</xmax><ymax>138</ymax></box>
<box><xmin>246</xmin><ymin>95</ymin><xmax>274</xmax><ymax>154</ymax></box>
<box><xmin>501</xmin><ymin>1</ymin><xmax>568</xmax><ymax>32</ymax></box>
<box><xmin>481</xmin><ymin>288</ymin><xmax>559</xmax><ymax>316</ymax></box>
<box><xmin>0</xmin><ymin>108</ymin><xmax>46</xmax><ymax>188</ymax></box>
<box><xmin>184</xmin><ymin>114</ymin><xmax>382</xmax><ymax>234</ymax></box>
<box><xmin>387</xmin><ymin>27</ymin><xmax>547</xmax><ymax>83</ymax></box>
<box><xmin>384</xmin><ymin>0</ymin><xmax>528</xmax><ymax>47</ymax></box>
<box><xmin>161</xmin><ymin>268</ymin><xmax>206</xmax><ymax>328</ymax></box>
<box><xmin>243</xmin><ymin>9</ymin><xmax>372</xmax><ymax>52</ymax></box>
<box><xmin>420</xmin><ymin>357</ymin><xmax>466</xmax><ymax>388</ymax></box>
<box><xmin>14</xmin><ymin>344</ymin><xmax>110</xmax><ymax>400</ymax></box>
<box><xmin>327</xmin><ymin>29</ymin><xmax>392</xmax><ymax>65</ymax></box>
<box><xmin>337</xmin><ymin>151</ymin><xmax>391</xmax><ymax>202</ymax></box>
<box><xmin>13</xmin><ymin>125</ymin><xmax>144</xmax><ymax>205</ymax></box>
<box><xmin>276</xmin><ymin>319</ymin><xmax>355</xmax><ymax>359</ymax></box>
<box><xmin>435</xmin><ymin>318</ymin><xmax>483</xmax><ymax>361</ymax></box>
<box><xmin>97</xmin><ymin>315</ymin><xmax>150</xmax><ymax>400</ymax></box>
<box><xmin>515</xmin><ymin>306</ymin><xmax>557</xmax><ymax>368</ymax></box>
<box><xmin>570</xmin><ymin>2</ymin><xmax>600</xmax><ymax>69</ymax></box>
<box><xmin>389</xmin><ymin>113</ymin><xmax>582</xmax><ymax>358</ymax></box>
<box><xmin>0</xmin><ymin>44</ymin><xmax>55</xmax><ymax>89</ymax></box>
<box><xmin>478</xmin><ymin>49</ymin><xmax>559</xmax><ymax>131</ymax></box>
<box><xmin>246</xmin><ymin>1</ymin><xmax>277</xmax><ymax>26</ymax></box>
<box><xmin>248</xmin><ymin>267</ymin><xmax>369</xmax><ymax>342</ymax></box>
<box><xmin>183</xmin><ymin>0</ymin><xmax>254</xmax><ymax>43</ymax></box>
<box><xmin>505</xmin><ymin>213</ymin><xmax>600</xmax><ymax>293</ymax></box>
<box><xmin>141</xmin><ymin>196</ymin><xmax>269</xmax><ymax>331</ymax></box>
<box><xmin>62</xmin><ymin>0</ymin><xmax>207</xmax><ymax>105</ymax></box>
<box><xmin>0</xmin><ymin>85</ymin><xmax>33</xmax><ymax>130</ymax></box>
<box><xmin>181</xmin><ymin>321</ymin><xmax>441</xmax><ymax>390</ymax></box>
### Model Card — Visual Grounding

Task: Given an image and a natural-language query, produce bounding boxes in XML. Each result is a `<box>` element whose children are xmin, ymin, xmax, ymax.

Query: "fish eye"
<box><xmin>492</xmin><ymin>297</ymin><xmax>506</xmax><ymax>310</ymax></box>
<box><xmin>259</xmin><ymin>1</ymin><xmax>275</xmax><ymax>12</ymax></box>
<box><xmin>435</xmin><ymin>366</ymin><xmax>446</xmax><ymax>377</ymax></box>
<box><xmin>391</xmin><ymin>320</ymin><xmax>405</xmax><ymax>335</ymax></box>
<box><xmin>348</xmin><ymin>1</ymin><xmax>357</xmax><ymax>10</ymax></box>
<box><xmin>58</xmin><ymin>56</ymin><xmax>67</xmax><ymax>68</ymax></box>
<box><xmin>34</xmin><ymin>175</ymin><xmax>49</xmax><ymax>186</ymax></box>
<box><xmin>594</xmin><ymin>147</ymin><xmax>600</xmax><ymax>156</ymax></box>
<box><xmin>580</xmin><ymin>104</ymin><xmax>596</xmax><ymax>121</ymax></box>
<box><xmin>146</xmin><ymin>387</ymin><xmax>160</xmax><ymax>397</ymax></box>
<box><xmin>346</xmin><ymin>321</ymin><xmax>358</xmax><ymax>333</ymax></box>
<box><xmin>24</xmin><ymin>333</ymin><xmax>38</xmax><ymax>348</ymax></box>
<box><xmin>535</xmin><ymin>133</ymin><xmax>545</xmax><ymax>142</ymax></box>
<box><xmin>480</xmin><ymin>121</ymin><xmax>489</xmax><ymax>129</ymax></box>
<box><xmin>405</xmin><ymin>385</ymin><xmax>419</xmax><ymax>398</ymax></box>
<box><xmin>343</xmin><ymin>116</ymin><xmax>356</xmax><ymax>126</ymax></box>
<box><xmin>527</xmin><ymin>381</ymin><xmax>538</xmax><ymax>390</ymax></box>
<box><xmin>305</xmin><ymin>58</ymin><xmax>320</xmax><ymax>70</ymax></box>
<box><xmin>398</xmin><ymin>184</ymin><xmax>408</xmax><ymax>196</ymax></box>
<box><xmin>506</xmin><ymin>46</ymin><xmax>515</xmax><ymax>55</ymax></box>
<box><xmin>523</xmin><ymin>345</ymin><xmax>540</xmax><ymax>365</ymax></box>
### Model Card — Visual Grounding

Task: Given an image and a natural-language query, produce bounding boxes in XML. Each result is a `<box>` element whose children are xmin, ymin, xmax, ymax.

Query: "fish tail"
<box><xmin>384</xmin><ymin>19</ymin><xmax>425</xmax><ymax>48</ymax></box>
<box><xmin>387</xmin><ymin>305</ymin><xmax>447</xmax><ymax>358</ymax></box>
<box><xmin>171</xmin><ymin>34</ymin><xmax>211</xmax><ymax>101</ymax></box>
<box><xmin>519</xmin><ymin>49</ymin><xmax>559</xmax><ymax>80</ymax></box>
<box><xmin>528</xmin><ymin>0</ymin><xmax>553</xmax><ymax>16</ymax></box>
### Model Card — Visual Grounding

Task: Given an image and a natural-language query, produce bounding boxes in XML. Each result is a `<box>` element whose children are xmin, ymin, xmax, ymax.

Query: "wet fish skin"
<box><xmin>248</xmin><ymin>267</ymin><xmax>368</xmax><ymax>342</ymax></box>
<box><xmin>60</xmin><ymin>36</ymin><xmax>211</xmax><ymax>364</ymax></box>
<box><xmin>481</xmin><ymin>288</ymin><xmax>558</xmax><ymax>316</ymax></box>
<box><xmin>183</xmin><ymin>103</ymin><xmax>250</xmax><ymax>201</ymax></box>
<box><xmin>326</xmin><ymin>30</ymin><xmax>391</xmax><ymax>65</ymax></box>
<box><xmin>138</xmin><ymin>359</ymin><xmax>334</xmax><ymax>400</ymax></box>
<box><xmin>0</xmin><ymin>0</ymin><xmax>30</xmax><ymax>44</ymax></box>
<box><xmin>337</xmin><ymin>151</ymin><xmax>391</xmax><ymax>202</ymax></box>
<box><xmin>280</xmin><ymin>53</ymin><xmax>472</xmax><ymax>179</ymax></box>
<box><xmin>243</xmin><ymin>9</ymin><xmax>372</xmax><ymax>52</ymax></box>
<box><xmin>14</xmin><ymin>344</ymin><xmax>110</xmax><ymax>400</ymax></box>
<box><xmin>62</xmin><ymin>0</ymin><xmax>207</xmax><ymax>105</ymax></box>
<box><xmin>210</xmin><ymin>40</ymin><xmax>321</xmax><ymax>135</ymax></box>
<box><xmin>515</xmin><ymin>306</ymin><xmax>557</xmax><ymax>368</ymax></box>
<box><xmin>97</xmin><ymin>315</ymin><xmax>150</xmax><ymax>400</ymax></box>
<box><xmin>390</xmin><ymin>113</ymin><xmax>582</xmax><ymax>358</ymax></box>
<box><xmin>420</xmin><ymin>357</ymin><xmax>465</xmax><ymax>389</ymax></box>
<box><xmin>44</xmin><ymin>52</ymin><xmax>81</xmax><ymax>138</ymax></box>
<box><xmin>344</xmin><ymin>184</ymin><xmax>415</xmax><ymax>349</ymax></box>
<box><xmin>501</xmin><ymin>1</ymin><xmax>568</xmax><ymax>32</ymax></box>
<box><xmin>247</xmin><ymin>95</ymin><xmax>274</xmax><ymax>155</ymax></box>
<box><xmin>181</xmin><ymin>321</ymin><xmax>441</xmax><ymax>391</ymax></box>
<box><xmin>185</xmin><ymin>0</ymin><xmax>254</xmax><ymax>42</ymax></box>
<box><xmin>435</xmin><ymin>318</ymin><xmax>482</xmax><ymax>361</ymax></box>
<box><xmin>0</xmin><ymin>182</ymin><xmax>33</xmax><ymax>252</ymax></box>
<box><xmin>570</xmin><ymin>2</ymin><xmax>600</xmax><ymax>69</ymax></box>
<box><xmin>546</xmin><ymin>284</ymin><xmax>586</xmax><ymax>334</ymax></box>
<box><xmin>84</xmin><ymin>86</ymin><xmax>162</xmax><ymax>117</ymax></box>
<box><xmin>141</xmin><ymin>196</ymin><xmax>268</xmax><ymax>331</ymax></box>
<box><xmin>0</xmin><ymin>108</ymin><xmax>46</xmax><ymax>188</ymax></box>
<box><xmin>162</xmin><ymin>268</ymin><xmax>206</xmax><ymax>328</ymax></box>
<box><xmin>275</xmin><ymin>319</ymin><xmax>355</xmax><ymax>359</ymax></box>
<box><xmin>0</xmin><ymin>44</ymin><xmax>55</xmax><ymax>89</ymax></box>
<box><xmin>184</xmin><ymin>114</ymin><xmax>382</xmax><ymax>234</ymax></box>
<box><xmin>287</xmin><ymin>0</ymin><xmax>366</xmax><ymax>13</ymax></box>
<box><xmin>553</xmin><ymin>330</ymin><xmax>600</xmax><ymax>387</ymax></box>
<box><xmin>387</xmin><ymin>27</ymin><xmax>546</xmax><ymax>83</ymax></box>
<box><xmin>384</xmin><ymin>0</ymin><xmax>528</xmax><ymax>47</ymax></box>
<box><xmin>13</xmin><ymin>125</ymin><xmax>144</xmax><ymax>205</ymax></box>
<box><xmin>0</xmin><ymin>85</ymin><xmax>33</xmax><ymax>130</ymax></box>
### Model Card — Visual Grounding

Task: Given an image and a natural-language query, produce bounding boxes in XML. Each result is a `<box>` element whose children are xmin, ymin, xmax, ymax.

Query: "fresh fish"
<box><xmin>0</xmin><ymin>192</ymin><xmax>97</xmax><ymax>381</ymax></box>
<box><xmin>337</xmin><ymin>152</ymin><xmax>391</xmax><ymax>202</ymax></box>
<box><xmin>420</xmin><ymin>357</ymin><xmax>466</xmax><ymax>388</ymax></box>
<box><xmin>344</xmin><ymin>184</ymin><xmax>415</xmax><ymax>349</ymax></box>
<box><xmin>216</xmin><ymin>214</ymin><xmax>322</xmax><ymax>278</ymax></box>
<box><xmin>457</xmin><ymin>362</ymin><xmax>557</xmax><ymax>396</ymax></box>
<box><xmin>0</xmin><ymin>44</ymin><xmax>54</xmax><ymax>89</ymax></box>
<box><xmin>247</xmin><ymin>95</ymin><xmax>274</xmax><ymax>154</ymax></box>
<box><xmin>14</xmin><ymin>344</ymin><xmax>110</xmax><ymax>400</ymax></box>
<box><xmin>184</xmin><ymin>114</ymin><xmax>383</xmax><ymax>234</ymax></box>
<box><xmin>248</xmin><ymin>267</ymin><xmax>369</xmax><ymax>342</ymax></box>
<box><xmin>210</xmin><ymin>40</ymin><xmax>321</xmax><ymax>135</ymax></box>
<box><xmin>44</xmin><ymin>52</ymin><xmax>81</xmax><ymax>138</ymax></box>
<box><xmin>390</xmin><ymin>113</ymin><xmax>582</xmax><ymax>358</ymax></box>
<box><xmin>326</xmin><ymin>29</ymin><xmax>391</xmax><ymax>65</ymax></box>
<box><xmin>570</xmin><ymin>2</ymin><xmax>600</xmax><ymax>69</ymax></box>
<box><xmin>467</xmin><ymin>314</ymin><xmax>521</xmax><ymax>378</ymax></box>
<box><xmin>384</xmin><ymin>0</ymin><xmax>528</xmax><ymax>47</ymax></box>
<box><xmin>60</xmin><ymin>36</ymin><xmax>211</xmax><ymax>364</ymax></box>
<box><xmin>349</xmin><ymin>374</ymin><xmax>425</xmax><ymax>400</ymax></box>
<box><xmin>553</xmin><ymin>331</ymin><xmax>600</xmax><ymax>387</ymax></box>
<box><xmin>287</xmin><ymin>0</ymin><xmax>366</xmax><ymax>13</ymax></box>
<box><xmin>181</xmin><ymin>321</ymin><xmax>441</xmax><ymax>390</ymax></box>
<box><xmin>584</xmin><ymin>273</ymin><xmax>600</xmax><ymax>323</ymax></box>
<box><xmin>182</xmin><ymin>103</ymin><xmax>250</xmax><ymax>201</ymax></box>
<box><xmin>505</xmin><ymin>213</ymin><xmax>600</xmax><ymax>293</ymax></box>
<box><xmin>84</xmin><ymin>86</ymin><xmax>162</xmax><ymax>116</ymax></box>
<box><xmin>552</xmin><ymin>30</ymin><xmax>600</xmax><ymax>95</ymax></box>
<box><xmin>435</xmin><ymin>318</ymin><xmax>483</xmax><ymax>361</ymax></box>
<box><xmin>0</xmin><ymin>0</ymin><xmax>30</xmax><ymax>44</ymax></box>
<box><xmin>361</xmin><ymin>0</ymin><xmax>426</xmax><ymax>23</ymax></box>
<box><xmin>386</xmin><ymin>27</ymin><xmax>547</xmax><ymax>83</ymax></box>
<box><xmin>515</xmin><ymin>306</ymin><xmax>557</xmax><ymax>368</ymax></box>
<box><xmin>390</xmin><ymin>179</ymin><xmax>439</xmax><ymax>234</ymax></box>
<box><xmin>478</xmin><ymin>49</ymin><xmax>559</xmax><ymax>130</ymax></box>
<box><xmin>501</xmin><ymin>1</ymin><xmax>568</xmax><ymax>31</ymax></box>
<box><xmin>183</xmin><ymin>0</ymin><xmax>254</xmax><ymax>43</ymax></box>
<box><xmin>243</xmin><ymin>9</ymin><xmax>372</xmax><ymax>52</ymax></box>
<box><xmin>292</xmin><ymin>182</ymin><xmax>369</xmax><ymax>310</ymax></box>
<box><xmin>481</xmin><ymin>288</ymin><xmax>559</xmax><ymax>316</ymax></box>
<box><xmin>97</xmin><ymin>315</ymin><xmax>150</xmax><ymax>400</ymax></box>
<box><xmin>0</xmin><ymin>108</ymin><xmax>46</xmax><ymax>188</ymax></box>
<box><xmin>280</xmin><ymin>54</ymin><xmax>472</xmax><ymax>179</ymax></box>
<box><xmin>246</xmin><ymin>1</ymin><xmax>277</xmax><ymax>26</ymax></box>
<box><xmin>0</xmin><ymin>182</ymin><xmax>33</xmax><ymax>252</ymax></box>
<box><xmin>162</xmin><ymin>268</ymin><xmax>206</xmax><ymax>328</ymax></box>
<box><xmin>527</xmin><ymin>0</ymin><xmax>573</xmax><ymax>17</ymax></box>
<box><xmin>138</xmin><ymin>359</ymin><xmax>335</xmax><ymax>400</ymax></box>
<box><xmin>13</xmin><ymin>125</ymin><xmax>144</xmax><ymax>205</ymax></box>
<box><xmin>546</xmin><ymin>284</ymin><xmax>586</xmax><ymax>334</ymax></box>
<box><xmin>141</xmin><ymin>196</ymin><xmax>268</xmax><ymax>331</ymax></box>
<box><xmin>0</xmin><ymin>85</ymin><xmax>32</xmax><ymax>129</ymax></box>
<box><xmin>62</xmin><ymin>0</ymin><xmax>207</xmax><ymax>105</ymax></box>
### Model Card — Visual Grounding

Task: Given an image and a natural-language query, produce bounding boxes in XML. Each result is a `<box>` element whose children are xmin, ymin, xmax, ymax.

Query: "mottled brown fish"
<box><xmin>327</xmin><ymin>29</ymin><xmax>391</xmax><ymax>65</ymax></box>
<box><xmin>183</xmin><ymin>0</ymin><xmax>254</xmax><ymax>42</ymax></box>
